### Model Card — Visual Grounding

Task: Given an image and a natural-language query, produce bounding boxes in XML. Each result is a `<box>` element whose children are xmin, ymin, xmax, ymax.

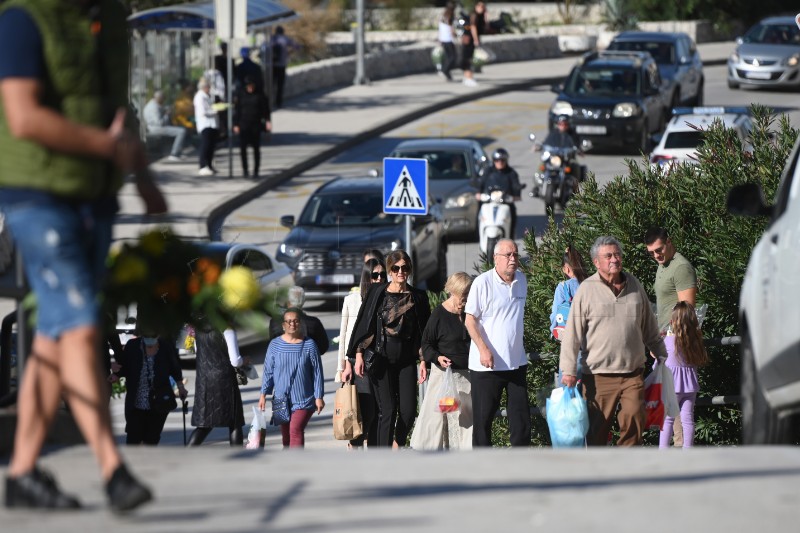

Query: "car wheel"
<box><xmin>741</xmin><ymin>328</ymin><xmax>792</xmax><ymax>444</ymax></box>
<box><xmin>728</xmin><ymin>79</ymin><xmax>740</xmax><ymax>90</ymax></box>
<box><xmin>426</xmin><ymin>243</ymin><xmax>447</xmax><ymax>292</ymax></box>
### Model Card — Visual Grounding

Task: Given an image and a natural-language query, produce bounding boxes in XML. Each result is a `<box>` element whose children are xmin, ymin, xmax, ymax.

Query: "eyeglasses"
<box><xmin>371</xmin><ymin>271</ymin><xmax>386</xmax><ymax>280</ymax></box>
<box><xmin>599</xmin><ymin>252</ymin><xmax>622</xmax><ymax>260</ymax></box>
<box><xmin>494</xmin><ymin>252</ymin><xmax>519</xmax><ymax>260</ymax></box>
<box><xmin>391</xmin><ymin>264</ymin><xmax>411</xmax><ymax>273</ymax></box>
<box><xmin>283</xmin><ymin>319</ymin><xmax>300</xmax><ymax>325</ymax></box>
<box><xmin>647</xmin><ymin>245</ymin><xmax>666</xmax><ymax>257</ymax></box>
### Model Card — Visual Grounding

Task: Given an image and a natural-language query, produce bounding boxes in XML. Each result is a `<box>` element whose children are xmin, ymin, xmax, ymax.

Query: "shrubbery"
<box><xmin>482</xmin><ymin>105</ymin><xmax>797</xmax><ymax>447</ymax></box>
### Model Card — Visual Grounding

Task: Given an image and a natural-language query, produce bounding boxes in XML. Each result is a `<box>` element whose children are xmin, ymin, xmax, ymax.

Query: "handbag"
<box><xmin>270</xmin><ymin>340</ymin><xmax>304</xmax><ymax>426</ymax></box>
<box><xmin>644</xmin><ymin>358</ymin><xmax>680</xmax><ymax>429</ymax></box>
<box><xmin>149</xmin><ymin>387</ymin><xmax>178</xmax><ymax>413</ymax></box>
<box><xmin>363</xmin><ymin>314</ymin><xmax>386</xmax><ymax>376</ymax></box>
<box><xmin>553</xmin><ymin>282</ymin><xmax>574</xmax><ymax>341</ymax></box>
<box><xmin>333</xmin><ymin>382</ymin><xmax>363</xmax><ymax>440</ymax></box>
<box><xmin>235</xmin><ymin>367</ymin><xmax>248</xmax><ymax>386</ymax></box>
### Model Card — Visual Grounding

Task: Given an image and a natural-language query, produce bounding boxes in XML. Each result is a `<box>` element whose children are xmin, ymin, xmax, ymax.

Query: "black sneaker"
<box><xmin>5</xmin><ymin>467</ymin><xmax>81</xmax><ymax>510</ymax></box>
<box><xmin>105</xmin><ymin>464</ymin><xmax>152</xmax><ymax>514</ymax></box>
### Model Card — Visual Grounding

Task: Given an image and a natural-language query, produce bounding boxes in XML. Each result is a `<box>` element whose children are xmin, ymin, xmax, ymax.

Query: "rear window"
<box><xmin>609</xmin><ymin>41</ymin><xmax>676</xmax><ymax>65</ymax></box>
<box><xmin>664</xmin><ymin>131</ymin><xmax>704</xmax><ymax>149</ymax></box>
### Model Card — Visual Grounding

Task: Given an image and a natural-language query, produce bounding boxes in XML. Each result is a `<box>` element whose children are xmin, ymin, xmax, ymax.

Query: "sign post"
<box><xmin>382</xmin><ymin>157</ymin><xmax>428</xmax><ymax>277</ymax></box>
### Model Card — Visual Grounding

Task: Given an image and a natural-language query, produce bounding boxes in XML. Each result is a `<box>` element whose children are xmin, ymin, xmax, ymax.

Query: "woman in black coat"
<box><xmin>187</xmin><ymin>326</ymin><xmax>246</xmax><ymax>446</ymax></box>
<box><xmin>116</xmin><ymin>336</ymin><xmax>186</xmax><ymax>445</ymax></box>
<box><xmin>342</xmin><ymin>250</ymin><xmax>431</xmax><ymax>448</ymax></box>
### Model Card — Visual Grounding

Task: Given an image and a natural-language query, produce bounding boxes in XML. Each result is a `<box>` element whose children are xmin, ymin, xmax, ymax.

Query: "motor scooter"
<box><xmin>476</xmin><ymin>185</ymin><xmax>525</xmax><ymax>256</ymax></box>
<box><xmin>528</xmin><ymin>134</ymin><xmax>591</xmax><ymax>211</ymax></box>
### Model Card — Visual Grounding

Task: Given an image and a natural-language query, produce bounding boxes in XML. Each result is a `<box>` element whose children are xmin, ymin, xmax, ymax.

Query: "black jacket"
<box><xmin>479</xmin><ymin>166</ymin><xmax>522</xmax><ymax>197</ymax></box>
<box><xmin>346</xmin><ymin>283</ymin><xmax>431</xmax><ymax>364</ymax></box>
<box><xmin>233</xmin><ymin>88</ymin><xmax>271</xmax><ymax>130</ymax></box>
<box><xmin>117</xmin><ymin>337</ymin><xmax>183</xmax><ymax>415</ymax></box>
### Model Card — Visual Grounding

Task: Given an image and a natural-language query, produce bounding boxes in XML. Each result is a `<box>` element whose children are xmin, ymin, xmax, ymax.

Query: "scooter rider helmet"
<box><xmin>492</xmin><ymin>148</ymin><xmax>509</xmax><ymax>162</ymax></box>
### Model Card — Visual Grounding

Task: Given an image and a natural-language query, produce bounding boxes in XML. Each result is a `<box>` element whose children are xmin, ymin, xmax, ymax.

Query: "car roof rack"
<box><xmin>671</xmin><ymin>106</ymin><xmax>751</xmax><ymax>116</ymax></box>
<box><xmin>597</xmin><ymin>50</ymin><xmax>651</xmax><ymax>60</ymax></box>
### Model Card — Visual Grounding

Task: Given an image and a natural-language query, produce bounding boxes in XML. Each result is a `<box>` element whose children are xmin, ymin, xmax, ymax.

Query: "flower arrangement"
<box><xmin>104</xmin><ymin>228</ymin><xmax>283</xmax><ymax>339</ymax></box>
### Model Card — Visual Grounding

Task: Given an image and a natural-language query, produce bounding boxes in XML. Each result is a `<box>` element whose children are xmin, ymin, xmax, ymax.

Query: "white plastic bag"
<box><xmin>644</xmin><ymin>359</ymin><xmax>680</xmax><ymax>429</ymax></box>
<box><xmin>245</xmin><ymin>405</ymin><xmax>266</xmax><ymax>449</ymax></box>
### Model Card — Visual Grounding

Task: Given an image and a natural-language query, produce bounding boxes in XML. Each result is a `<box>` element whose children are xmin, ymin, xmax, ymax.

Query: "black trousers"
<box><xmin>441</xmin><ymin>42</ymin><xmax>455</xmax><ymax>78</ymax></box>
<box><xmin>199</xmin><ymin>127</ymin><xmax>218</xmax><ymax>169</ymax></box>
<box><xmin>350</xmin><ymin>391</ymin><xmax>378</xmax><ymax>447</ymax></box>
<box><xmin>471</xmin><ymin>365</ymin><xmax>531</xmax><ymax>447</ymax></box>
<box><xmin>238</xmin><ymin>127</ymin><xmax>262</xmax><ymax>176</ymax></box>
<box><xmin>272</xmin><ymin>66</ymin><xmax>287</xmax><ymax>108</ymax></box>
<box><xmin>370</xmin><ymin>340</ymin><xmax>418</xmax><ymax>447</ymax></box>
<box><xmin>187</xmin><ymin>425</ymin><xmax>243</xmax><ymax>447</ymax></box>
<box><xmin>125</xmin><ymin>407</ymin><xmax>169</xmax><ymax>445</ymax></box>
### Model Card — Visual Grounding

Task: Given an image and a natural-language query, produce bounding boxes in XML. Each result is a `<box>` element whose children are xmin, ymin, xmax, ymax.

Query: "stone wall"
<box><xmin>284</xmin><ymin>34</ymin><xmax>561</xmax><ymax>100</ymax></box>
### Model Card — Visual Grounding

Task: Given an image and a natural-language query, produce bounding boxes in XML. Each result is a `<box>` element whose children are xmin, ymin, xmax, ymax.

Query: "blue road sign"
<box><xmin>383</xmin><ymin>158</ymin><xmax>428</xmax><ymax>215</ymax></box>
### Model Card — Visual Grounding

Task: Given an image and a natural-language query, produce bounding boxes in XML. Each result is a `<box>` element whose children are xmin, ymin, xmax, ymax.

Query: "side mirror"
<box><xmin>280</xmin><ymin>215</ymin><xmax>295</xmax><ymax>228</ymax></box>
<box><xmin>735</xmin><ymin>36</ymin><xmax>743</xmax><ymax>45</ymax></box>
<box><xmin>528</xmin><ymin>133</ymin><xmax>536</xmax><ymax>143</ymax></box>
<box><xmin>550</xmin><ymin>82</ymin><xmax>564</xmax><ymax>93</ymax></box>
<box><xmin>580</xmin><ymin>139</ymin><xmax>593</xmax><ymax>152</ymax></box>
<box><xmin>368</xmin><ymin>168</ymin><xmax>379</xmax><ymax>178</ymax></box>
<box><xmin>727</xmin><ymin>183</ymin><xmax>772</xmax><ymax>217</ymax></box>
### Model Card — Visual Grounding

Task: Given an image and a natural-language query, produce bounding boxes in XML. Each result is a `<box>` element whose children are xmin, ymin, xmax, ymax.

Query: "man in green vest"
<box><xmin>0</xmin><ymin>0</ymin><xmax>165</xmax><ymax>512</ymax></box>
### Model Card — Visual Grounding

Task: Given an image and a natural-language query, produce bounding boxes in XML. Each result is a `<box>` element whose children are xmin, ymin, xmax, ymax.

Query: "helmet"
<box><xmin>492</xmin><ymin>148</ymin><xmax>509</xmax><ymax>162</ymax></box>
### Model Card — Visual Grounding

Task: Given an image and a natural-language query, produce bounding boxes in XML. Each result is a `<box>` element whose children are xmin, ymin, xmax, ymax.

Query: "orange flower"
<box><xmin>195</xmin><ymin>258</ymin><xmax>221</xmax><ymax>285</ymax></box>
<box><xmin>154</xmin><ymin>277</ymin><xmax>181</xmax><ymax>302</ymax></box>
<box><xmin>187</xmin><ymin>274</ymin><xmax>202</xmax><ymax>296</ymax></box>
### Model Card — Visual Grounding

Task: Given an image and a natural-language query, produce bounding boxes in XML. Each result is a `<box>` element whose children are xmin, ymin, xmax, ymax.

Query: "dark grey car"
<box><xmin>607</xmin><ymin>31</ymin><xmax>704</xmax><ymax>108</ymax></box>
<box><xmin>389</xmin><ymin>138</ymin><xmax>490</xmax><ymax>241</ymax></box>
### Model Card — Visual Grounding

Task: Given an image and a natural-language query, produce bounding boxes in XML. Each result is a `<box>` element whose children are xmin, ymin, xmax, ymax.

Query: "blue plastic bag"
<box><xmin>546</xmin><ymin>385</ymin><xmax>589</xmax><ymax>448</ymax></box>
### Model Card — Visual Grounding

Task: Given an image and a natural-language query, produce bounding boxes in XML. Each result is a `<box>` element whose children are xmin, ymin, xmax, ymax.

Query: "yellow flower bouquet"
<box><xmin>104</xmin><ymin>228</ymin><xmax>284</xmax><ymax>338</ymax></box>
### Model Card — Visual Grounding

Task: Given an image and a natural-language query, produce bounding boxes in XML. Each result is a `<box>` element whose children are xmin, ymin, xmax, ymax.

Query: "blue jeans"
<box><xmin>0</xmin><ymin>198</ymin><xmax>114</xmax><ymax>339</ymax></box>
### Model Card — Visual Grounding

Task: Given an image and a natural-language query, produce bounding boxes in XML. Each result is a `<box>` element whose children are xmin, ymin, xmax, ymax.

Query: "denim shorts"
<box><xmin>0</xmin><ymin>197</ymin><xmax>114</xmax><ymax>339</ymax></box>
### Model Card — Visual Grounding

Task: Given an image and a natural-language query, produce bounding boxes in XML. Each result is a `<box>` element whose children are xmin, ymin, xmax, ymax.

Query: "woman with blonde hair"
<box><xmin>411</xmin><ymin>272</ymin><xmax>474</xmax><ymax>450</ymax></box>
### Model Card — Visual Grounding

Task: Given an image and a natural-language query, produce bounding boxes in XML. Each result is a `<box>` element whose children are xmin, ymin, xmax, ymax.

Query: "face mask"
<box><xmin>142</xmin><ymin>337</ymin><xmax>158</xmax><ymax>347</ymax></box>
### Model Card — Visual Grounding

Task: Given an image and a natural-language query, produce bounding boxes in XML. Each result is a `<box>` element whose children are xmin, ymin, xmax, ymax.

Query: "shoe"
<box><xmin>437</xmin><ymin>71</ymin><xmax>446</xmax><ymax>79</ymax></box>
<box><xmin>166</xmin><ymin>155</ymin><xmax>185</xmax><ymax>163</ymax></box>
<box><xmin>105</xmin><ymin>464</ymin><xmax>152</xmax><ymax>514</ymax></box>
<box><xmin>5</xmin><ymin>467</ymin><xmax>81</xmax><ymax>510</ymax></box>
<box><xmin>198</xmin><ymin>167</ymin><xmax>214</xmax><ymax>176</ymax></box>
<box><xmin>462</xmin><ymin>78</ymin><xmax>478</xmax><ymax>87</ymax></box>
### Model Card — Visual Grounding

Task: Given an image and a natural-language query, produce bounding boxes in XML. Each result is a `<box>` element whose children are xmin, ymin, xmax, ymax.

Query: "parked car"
<box><xmin>649</xmin><ymin>106</ymin><xmax>753</xmax><ymax>169</ymax></box>
<box><xmin>388</xmin><ymin>138</ymin><xmax>490</xmax><ymax>241</ymax></box>
<box><xmin>607</xmin><ymin>31</ymin><xmax>704</xmax><ymax>108</ymax></box>
<box><xmin>276</xmin><ymin>176</ymin><xmax>448</xmax><ymax>299</ymax></box>
<box><xmin>727</xmin><ymin>137</ymin><xmax>800</xmax><ymax>444</ymax></box>
<box><xmin>727</xmin><ymin>16</ymin><xmax>800</xmax><ymax>90</ymax></box>
<box><xmin>116</xmin><ymin>242</ymin><xmax>290</xmax><ymax>358</ymax></box>
<box><xmin>549</xmin><ymin>50</ymin><xmax>671</xmax><ymax>154</ymax></box>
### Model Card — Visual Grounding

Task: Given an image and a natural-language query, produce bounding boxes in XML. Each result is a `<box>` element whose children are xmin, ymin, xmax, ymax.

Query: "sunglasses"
<box><xmin>390</xmin><ymin>264</ymin><xmax>411</xmax><ymax>273</ymax></box>
<box><xmin>371</xmin><ymin>271</ymin><xmax>386</xmax><ymax>280</ymax></box>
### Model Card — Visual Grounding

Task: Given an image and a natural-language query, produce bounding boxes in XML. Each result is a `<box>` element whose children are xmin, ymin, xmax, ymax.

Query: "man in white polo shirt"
<box><xmin>465</xmin><ymin>238</ymin><xmax>530</xmax><ymax>446</ymax></box>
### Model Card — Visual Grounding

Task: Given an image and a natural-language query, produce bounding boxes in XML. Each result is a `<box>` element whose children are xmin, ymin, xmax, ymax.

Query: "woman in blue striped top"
<box><xmin>259</xmin><ymin>308</ymin><xmax>325</xmax><ymax>447</ymax></box>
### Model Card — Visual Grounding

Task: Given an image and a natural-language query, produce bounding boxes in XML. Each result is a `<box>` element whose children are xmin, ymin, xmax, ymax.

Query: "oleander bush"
<box><xmin>483</xmin><ymin>105</ymin><xmax>796</xmax><ymax>447</ymax></box>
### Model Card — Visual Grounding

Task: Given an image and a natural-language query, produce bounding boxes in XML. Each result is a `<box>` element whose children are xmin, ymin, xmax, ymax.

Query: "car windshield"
<box><xmin>609</xmin><ymin>41</ymin><xmax>676</xmax><ymax>65</ymax></box>
<box><xmin>743</xmin><ymin>23</ymin><xmax>800</xmax><ymax>45</ymax></box>
<box><xmin>391</xmin><ymin>150</ymin><xmax>469</xmax><ymax>180</ymax></box>
<box><xmin>664</xmin><ymin>131</ymin><xmax>704</xmax><ymax>149</ymax></box>
<box><xmin>298</xmin><ymin>192</ymin><xmax>403</xmax><ymax>227</ymax></box>
<box><xmin>565</xmin><ymin>66</ymin><xmax>641</xmax><ymax>96</ymax></box>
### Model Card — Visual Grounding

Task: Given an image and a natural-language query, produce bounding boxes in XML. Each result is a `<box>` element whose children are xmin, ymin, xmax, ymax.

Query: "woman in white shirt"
<box><xmin>336</xmin><ymin>258</ymin><xmax>385</xmax><ymax>448</ymax></box>
<box><xmin>438</xmin><ymin>2</ymin><xmax>456</xmax><ymax>81</ymax></box>
<box><xmin>193</xmin><ymin>77</ymin><xmax>219</xmax><ymax>176</ymax></box>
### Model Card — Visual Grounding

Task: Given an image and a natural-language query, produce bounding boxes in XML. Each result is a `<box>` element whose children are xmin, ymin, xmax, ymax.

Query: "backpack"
<box><xmin>552</xmin><ymin>281</ymin><xmax>576</xmax><ymax>341</ymax></box>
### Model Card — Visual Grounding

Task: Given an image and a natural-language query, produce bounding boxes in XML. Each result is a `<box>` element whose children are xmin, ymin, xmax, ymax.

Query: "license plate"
<box><xmin>576</xmin><ymin>125</ymin><xmax>607</xmax><ymax>135</ymax></box>
<box><xmin>745</xmin><ymin>71</ymin><xmax>772</xmax><ymax>80</ymax></box>
<box><xmin>315</xmin><ymin>274</ymin><xmax>354</xmax><ymax>285</ymax></box>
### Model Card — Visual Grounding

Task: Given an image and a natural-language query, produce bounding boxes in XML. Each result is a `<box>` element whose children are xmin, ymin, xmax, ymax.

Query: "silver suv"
<box><xmin>727</xmin><ymin>138</ymin><xmax>800</xmax><ymax>444</ymax></box>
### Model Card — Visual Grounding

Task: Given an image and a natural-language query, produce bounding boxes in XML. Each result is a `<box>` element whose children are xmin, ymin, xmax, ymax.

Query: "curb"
<box><xmin>206</xmin><ymin>58</ymin><xmax>729</xmax><ymax>240</ymax></box>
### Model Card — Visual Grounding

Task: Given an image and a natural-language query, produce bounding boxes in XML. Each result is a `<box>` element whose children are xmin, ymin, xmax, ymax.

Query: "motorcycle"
<box><xmin>528</xmin><ymin>133</ymin><xmax>591</xmax><ymax>211</ymax></box>
<box><xmin>476</xmin><ymin>185</ymin><xmax>525</xmax><ymax>256</ymax></box>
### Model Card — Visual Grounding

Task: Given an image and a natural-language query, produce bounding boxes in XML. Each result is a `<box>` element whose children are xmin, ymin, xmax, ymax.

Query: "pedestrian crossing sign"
<box><xmin>383</xmin><ymin>158</ymin><xmax>428</xmax><ymax>215</ymax></box>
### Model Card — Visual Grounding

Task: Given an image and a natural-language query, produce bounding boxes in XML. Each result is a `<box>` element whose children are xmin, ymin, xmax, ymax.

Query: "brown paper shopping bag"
<box><xmin>333</xmin><ymin>382</ymin><xmax>363</xmax><ymax>440</ymax></box>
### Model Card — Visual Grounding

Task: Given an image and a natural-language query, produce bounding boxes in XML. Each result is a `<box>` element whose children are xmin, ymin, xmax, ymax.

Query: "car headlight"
<box><xmin>612</xmin><ymin>103</ymin><xmax>640</xmax><ymax>118</ymax></box>
<box><xmin>730</xmin><ymin>51</ymin><xmax>739</xmax><ymax>63</ymax></box>
<box><xmin>390</xmin><ymin>239</ymin><xmax>403</xmax><ymax>251</ymax></box>
<box><xmin>785</xmin><ymin>53</ymin><xmax>800</xmax><ymax>67</ymax></box>
<box><xmin>279</xmin><ymin>243</ymin><xmax>303</xmax><ymax>258</ymax></box>
<box><xmin>551</xmin><ymin>101</ymin><xmax>573</xmax><ymax>117</ymax></box>
<box><xmin>444</xmin><ymin>192</ymin><xmax>476</xmax><ymax>208</ymax></box>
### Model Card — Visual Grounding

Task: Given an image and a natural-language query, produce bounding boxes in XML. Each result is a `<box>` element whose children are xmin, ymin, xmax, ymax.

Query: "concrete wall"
<box><xmin>285</xmin><ymin>34</ymin><xmax>561</xmax><ymax>100</ymax></box>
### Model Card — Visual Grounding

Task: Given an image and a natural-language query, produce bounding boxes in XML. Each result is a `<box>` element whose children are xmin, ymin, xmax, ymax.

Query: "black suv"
<box><xmin>276</xmin><ymin>177</ymin><xmax>448</xmax><ymax>300</ymax></box>
<box><xmin>549</xmin><ymin>50</ymin><xmax>671</xmax><ymax>154</ymax></box>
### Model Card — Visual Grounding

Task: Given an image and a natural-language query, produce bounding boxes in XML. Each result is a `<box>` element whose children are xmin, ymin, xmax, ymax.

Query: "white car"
<box><xmin>115</xmin><ymin>242</ymin><xmax>291</xmax><ymax>359</ymax></box>
<box><xmin>650</xmin><ymin>107</ymin><xmax>753</xmax><ymax>168</ymax></box>
<box><xmin>727</xmin><ymin>138</ymin><xmax>800</xmax><ymax>444</ymax></box>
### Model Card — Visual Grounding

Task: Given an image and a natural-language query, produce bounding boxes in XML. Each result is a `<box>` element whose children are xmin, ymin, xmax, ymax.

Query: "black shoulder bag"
<box><xmin>362</xmin><ymin>313</ymin><xmax>385</xmax><ymax>376</ymax></box>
